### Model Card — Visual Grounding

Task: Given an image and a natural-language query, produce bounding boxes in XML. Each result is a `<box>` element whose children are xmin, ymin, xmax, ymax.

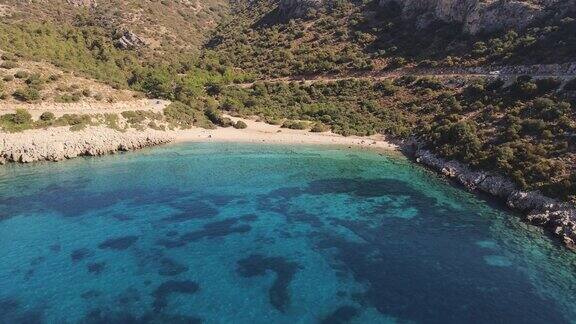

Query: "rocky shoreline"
<box><xmin>414</xmin><ymin>148</ymin><xmax>576</xmax><ymax>251</ymax></box>
<box><xmin>2</xmin><ymin>124</ymin><xmax>575</xmax><ymax>251</ymax></box>
<box><xmin>0</xmin><ymin>126</ymin><xmax>174</xmax><ymax>164</ymax></box>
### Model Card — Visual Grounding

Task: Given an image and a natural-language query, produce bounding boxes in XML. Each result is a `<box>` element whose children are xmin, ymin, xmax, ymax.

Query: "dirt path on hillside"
<box><xmin>234</xmin><ymin>64</ymin><xmax>576</xmax><ymax>88</ymax></box>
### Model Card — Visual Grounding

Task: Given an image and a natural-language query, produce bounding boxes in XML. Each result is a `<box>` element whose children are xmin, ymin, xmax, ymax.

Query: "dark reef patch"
<box><xmin>313</xmin><ymin>223</ymin><xmax>569</xmax><ymax>323</ymax></box>
<box><xmin>87</xmin><ymin>262</ymin><xmax>106</xmax><ymax>275</ymax></box>
<box><xmin>117</xmin><ymin>288</ymin><xmax>141</xmax><ymax>306</ymax></box>
<box><xmin>0</xmin><ymin>298</ymin><xmax>43</xmax><ymax>324</ymax></box>
<box><xmin>157</xmin><ymin>218</ymin><xmax>251</xmax><ymax>248</ymax></box>
<box><xmin>113</xmin><ymin>214</ymin><xmax>132</xmax><ymax>222</ymax></box>
<box><xmin>71</xmin><ymin>248</ymin><xmax>94</xmax><ymax>262</ymax></box>
<box><xmin>263</xmin><ymin>178</ymin><xmax>441</xmax><ymax>203</ymax></box>
<box><xmin>98</xmin><ymin>236</ymin><xmax>139</xmax><ymax>250</ymax></box>
<box><xmin>255</xmin><ymin>177</ymin><xmax>572</xmax><ymax>322</ymax></box>
<box><xmin>239</xmin><ymin>214</ymin><xmax>258</xmax><ymax>222</ymax></box>
<box><xmin>30</xmin><ymin>256</ymin><xmax>45</xmax><ymax>266</ymax></box>
<box><xmin>24</xmin><ymin>269</ymin><xmax>35</xmax><ymax>281</ymax></box>
<box><xmin>152</xmin><ymin>280</ymin><xmax>200</xmax><ymax>313</ymax></box>
<box><xmin>83</xmin><ymin>308</ymin><xmax>202</xmax><ymax>324</ymax></box>
<box><xmin>204</xmin><ymin>194</ymin><xmax>238</xmax><ymax>206</ymax></box>
<box><xmin>0</xmin><ymin>185</ymin><xmax>188</xmax><ymax>220</ymax></box>
<box><xmin>49</xmin><ymin>244</ymin><xmax>61</xmax><ymax>253</ymax></box>
<box><xmin>0</xmin><ymin>298</ymin><xmax>19</xmax><ymax>314</ymax></box>
<box><xmin>163</xmin><ymin>200</ymin><xmax>218</xmax><ymax>223</ymax></box>
<box><xmin>158</xmin><ymin>257</ymin><xmax>189</xmax><ymax>277</ymax></box>
<box><xmin>166</xmin><ymin>231</ymin><xmax>179</xmax><ymax>237</ymax></box>
<box><xmin>236</xmin><ymin>254</ymin><xmax>299</xmax><ymax>312</ymax></box>
<box><xmin>81</xmin><ymin>290</ymin><xmax>101</xmax><ymax>300</ymax></box>
<box><xmin>321</xmin><ymin>305</ymin><xmax>360</xmax><ymax>324</ymax></box>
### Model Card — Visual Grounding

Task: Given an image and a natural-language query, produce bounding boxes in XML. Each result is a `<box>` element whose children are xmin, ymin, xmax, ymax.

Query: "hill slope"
<box><xmin>0</xmin><ymin>0</ymin><xmax>229</xmax><ymax>53</ymax></box>
<box><xmin>205</xmin><ymin>0</ymin><xmax>576</xmax><ymax>78</ymax></box>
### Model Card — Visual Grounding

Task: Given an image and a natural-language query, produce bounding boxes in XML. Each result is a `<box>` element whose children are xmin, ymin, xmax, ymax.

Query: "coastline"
<box><xmin>0</xmin><ymin>126</ymin><xmax>174</xmax><ymax>164</ymax></box>
<box><xmin>0</xmin><ymin>116</ymin><xmax>399</xmax><ymax>164</ymax></box>
<box><xmin>414</xmin><ymin>148</ymin><xmax>576</xmax><ymax>251</ymax></box>
<box><xmin>170</xmin><ymin>116</ymin><xmax>399</xmax><ymax>152</ymax></box>
<box><xmin>2</xmin><ymin>115</ymin><xmax>575</xmax><ymax>252</ymax></box>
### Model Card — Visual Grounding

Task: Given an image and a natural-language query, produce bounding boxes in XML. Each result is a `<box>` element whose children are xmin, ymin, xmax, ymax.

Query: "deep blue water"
<box><xmin>1</xmin><ymin>143</ymin><xmax>576</xmax><ymax>324</ymax></box>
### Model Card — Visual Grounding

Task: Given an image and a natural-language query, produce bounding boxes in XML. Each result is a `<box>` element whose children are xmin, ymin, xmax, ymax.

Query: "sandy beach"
<box><xmin>0</xmin><ymin>114</ymin><xmax>399</xmax><ymax>164</ymax></box>
<box><xmin>171</xmin><ymin>116</ymin><xmax>399</xmax><ymax>151</ymax></box>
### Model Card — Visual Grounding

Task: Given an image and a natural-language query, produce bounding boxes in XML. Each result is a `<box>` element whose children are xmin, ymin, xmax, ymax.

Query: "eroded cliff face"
<box><xmin>379</xmin><ymin>0</ymin><xmax>572</xmax><ymax>34</ymax></box>
<box><xmin>279</xmin><ymin>0</ymin><xmax>572</xmax><ymax>34</ymax></box>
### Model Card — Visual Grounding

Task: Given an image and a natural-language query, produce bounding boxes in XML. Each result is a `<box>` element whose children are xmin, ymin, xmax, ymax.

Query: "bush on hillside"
<box><xmin>0</xmin><ymin>109</ymin><xmax>33</xmax><ymax>132</ymax></box>
<box><xmin>0</xmin><ymin>61</ymin><xmax>18</xmax><ymax>69</ymax></box>
<box><xmin>14</xmin><ymin>70</ymin><xmax>29</xmax><ymax>79</ymax></box>
<box><xmin>281</xmin><ymin>120</ymin><xmax>308</xmax><ymax>130</ymax></box>
<box><xmin>310</xmin><ymin>122</ymin><xmax>329</xmax><ymax>132</ymax></box>
<box><xmin>40</xmin><ymin>111</ymin><xmax>55</xmax><ymax>122</ymax></box>
<box><xmin>12</xmin><ymin>109</ymin><xmax>33</xmax><ymax>125</ymax></box>
<box><xmin>164</xmin><ymin>101</ymin><xmax>214</xmax><ymax>129</ymax></box>
<box><xmin>13</xmin><ymin>87</ymin><xmax>40</xmax><ymax>102</ymax></box>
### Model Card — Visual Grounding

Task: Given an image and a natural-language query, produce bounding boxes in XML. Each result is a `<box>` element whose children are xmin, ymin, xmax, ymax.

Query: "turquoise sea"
<box><xmin>1</xmin><ymin>143</ymin><xmax>575</xmax><ymax>323</ymax></box>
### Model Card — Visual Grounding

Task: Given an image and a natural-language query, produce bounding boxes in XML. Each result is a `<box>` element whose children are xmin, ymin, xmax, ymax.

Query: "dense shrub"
<box><xmin>0</xmin><ymin>109</ymin><xmax>33</xmax><ymax>132</ymax></box>
<box><xmin>233</xmin><ymin>120</ymin><xmax>248</xmax><ymax>129</ymax></box>
<box><xmin>281</xmin><ymin>120</ymin><xmax>308</xmax><ymax>130</ymax></box>
<box><xmin>0</xmin><ymin>61</ymin><xmax>18</xmax><ymax>69</ymax></box>
<box><xmin>56</xmin><ymin>93</ymin><xmax>81</xmax><ymax>103</ymax></box>
<box><xmin>310</xmin><ymin>122</ymin><xmax>329</xmax><ymax>132</ymax></box>
<box><xmin>12</xmin><ymin>109</ymin><xmax>32</xmax><ymax>124</ymax></box>
<box><xmin>535</xmin><ymin>78</ymin><xmax>562</xmax><ymax>93</ymax></box>
<box><xmin>205</xmin><ymin>107</ymin><xmax>234</xmax><ymax>127</ymax></box>
<box><xmin>13</xmin><ymin>87</ymin><xmax>40</xmax><ymax>102</ymax></box>
<box><xmin>14</xmin><ymin>70</ymin><xmax>29</xmax><ymax>79</ymax></box>
<box><xmin>164</xmin><ymin>101</ymin><xmax>214</xmax><ymax>129</ymax></box>
<box><xmin>40</xmin><ymin>111</ymin><xmax>55</xmax><ymax>122</ymax></box>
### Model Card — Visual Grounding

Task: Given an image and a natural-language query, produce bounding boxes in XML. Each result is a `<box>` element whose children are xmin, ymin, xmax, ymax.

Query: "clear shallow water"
<box><xmin>1</xmin><ymin>143</ymin><xmax>576</xmax><ymax>324</ymax></box>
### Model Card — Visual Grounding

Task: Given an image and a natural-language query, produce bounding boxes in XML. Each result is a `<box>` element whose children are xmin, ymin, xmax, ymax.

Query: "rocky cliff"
<box><xmin>277</xmin><ymin>0</ymin><xmax>572</xmax><ymax>33</ymax></box>
<box><xmin>415</xmin><ymin>149</ymin><xmax>576</xmax><ymax>250</ymax></box>
<box><xmin>278</xmin><ymin>0</ymin><xmax>322</xmax><ymax>18</ymax></box>
<box><xmin>379</xmin><ymin>0</ymin><xmax>573</xmax><ymax>34</ymax></box>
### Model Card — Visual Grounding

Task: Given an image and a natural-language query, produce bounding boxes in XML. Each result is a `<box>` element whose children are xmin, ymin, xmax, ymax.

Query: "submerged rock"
<box><xmin>415</xmin><ymin>148</ymin><xmax>576</xmax><ymax>251</ymax></box>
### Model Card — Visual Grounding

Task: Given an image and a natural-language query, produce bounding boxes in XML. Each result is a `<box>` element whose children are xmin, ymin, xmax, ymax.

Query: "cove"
<box><xmin>0</xmin><ymin>143</ymin><xmax>575</xmax><ymax>323</ymax></box>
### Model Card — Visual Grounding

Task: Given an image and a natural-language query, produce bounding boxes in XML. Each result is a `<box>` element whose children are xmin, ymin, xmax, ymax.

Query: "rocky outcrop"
<box><xmin>115</xmin><ymin>31</ymin><xmax>146</xmax><ymax>50</ymax></box>
<box><xmin>66</xmin><ymin>0</ymin><xmax>98</xmax><ymax>8</ymax></box>
<box><xmin>379</xmin><ymin>0</ymin><xmax>572</xmax><ymax>34</ymax></box>
<box><xmin>278</xmin><ymin>0</ymin><xmax>323</xmax><ymax>18</ymax></box>
<box><xmin>415</xmin><ymin>149</ymin><xmax>576</xmax><ymax>250</ymax></box>
<box><xmin>0</xmin><ymin>126</ymin><xmax>174</xmax><ymax>164</ymax></box>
